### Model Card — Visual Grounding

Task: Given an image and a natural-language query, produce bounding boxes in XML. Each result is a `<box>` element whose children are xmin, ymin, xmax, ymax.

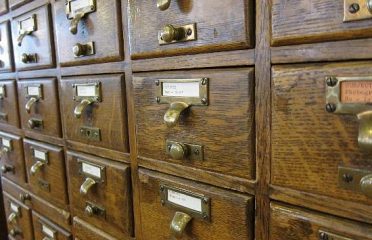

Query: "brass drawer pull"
<box><xmin>21</xmin><ymin>53</ymin><xmax>37</xmax><ymax>64</ymax></box>
<box><xmin>28</xmin><ymin>118</ymin><xmax>43</xmax><ymax>129</ymax></box>
<box><xmin>9</xmin><ymin>229</ymin><xmax>22</xmax><ymax>237</ymax></box>
<box><xmin>360</xmin><ymin>174</ymin><xmax>372</xmax><ymax>198</ymax></box>
<box><xmin>159</xmin><ymin>23</ymin><xmax>196</xmax><ymax>45</ymax></box>
<box><xmin>30</xmin><ymin>160</ymin><xmax>45</xmax><ymax>176</ymax></box>
<box><xmin>73</xmin><ymin>42</ymin><xmax>95</xmax><ymax>58</ymax></box>
<box><xmin>170</xmin><ymin>212</ymin><xmax>192</xmax><ymax>239</ymax></box>
<box><xmin>25</xmin><ymin>97</ymin><xmax>38</xmax><ymax>113</ymax></box>
<box><xmin>1</xmin><ymin>164</ymin><xmax>14</xmax><ymax>174</ymax></box>
<box><xmin>80</xmin><ymin>177</ymin><xmax>96</xmax><ymax>195</ymax></box>
<box><xmin>164</xmin><ymin>102</ymin><xmax>189</xmax><ymax>127</ymax></box>
<box><xmin>66</xmin><ymin>0</ymin><xmax>96</xmax><ymax>34</ymax></box>
<box><xmin>7</xmin><ymin>212</ymin><xmax>18</xmax><ymax>224</ymax></box>
<box><xmin>157</xmin><ymin>0</ymin><xmax>171</xmax><ymax>10</ymax></box>
<box><xmin>74</xmin><ymin>98</ymin><xmax>94</xmax><ymax>118</ymax></box>
<box><xmin>19</xmin><ymin>193</ymin><xmax>31</xmax><ymax>203</ymax></box>
<box><xmin>0</xmin><ymin>146</ymin><xmax>9</xmax><ymax>158</ymax></box>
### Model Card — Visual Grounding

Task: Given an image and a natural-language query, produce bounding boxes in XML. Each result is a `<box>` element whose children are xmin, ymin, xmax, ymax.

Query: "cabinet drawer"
<box><xmin>24</xmin><ymin>139</ymin><xmax>68</xmax><ymax>208</ymax></box>
<box><xmin>272</xmin><ymin>0</ymin><xmax>372</xmax><ymax>46</ymax></box>
<box><xmin>0</xmin><ymin>0</ymin><xmax>8</xmax><ymax>15</ymax></box>
<box><xmin>3</xmin><ymin>192</ymin><xmax>34</xmax><ymax>240</ymax></box>
<box><xmin>270</xmin><ymin>203</ymin><xmax>372</xmax><ymax>239</ymax></box>
<box><xmin>54</xmin><ymin>0</ymin><xmax>123</xmax><ymax>66</ymax></box>
<box><xmin>32</xmin><ymin>211</ymin><xmax>72</xmax><ymax>240</ymax></box>
<box><xmin>0</xmin><ymin>80</ymin><xmax>20</xmax><ymax>127</ymax></box>
<box><xmin>2</xmin><ymin>177</ymin><xmax>71</xmax><ymax>230</ymax></box>
<box><xmin>17</xmin><ymin>78</ymin><xmax>62</xmax><ymax>138</ymax></box>
<box><xmin>128</xmin><ymin>0</ymin><xmax>254</xmax><ymax>59</ymax></box>
<box><xmin>66</xmin><ymin>151</ymin><xmax>133</xmax><ymax>238</ymax></box>
<box><xmin>73</xmin><ymin>217</ymin><xmax>119</xmax><ymax>240</ymax></box>
<box><xmin>9</xmin><ymin>0</ymin><xmax>31</xmax><ymax>9</ymax></box>
<box><xmin>0</xmin><ymin>132</ymin><xmax>26</xmax><ymax>186</ymax></box>
<box><xmin>11</xmin><ymin>4</ymin><xmax>55</xmax><ymax>70</ymax></box>
<box><xmin>138</xmin><ymin>168</ymin><xmax>254</xmax><ymax>240</ymax></box>
<box><xmin>272</xmin><ymin>62</ymin><xmax>372</xmax><ymax>205</ymax></box>
<box><xmin>60</xmin><ymin>74</ymin><xmax>128</xmax><ymax>153</ymax></box>
<box><xmin>0</xmin><ymin>21</ymin><xmax>13</xmax><ymax>72</ymax></box>
<box><xmin>133</xmin><ymin>68</ymin><xmax>255</xmax><ymax>180</ymax></box>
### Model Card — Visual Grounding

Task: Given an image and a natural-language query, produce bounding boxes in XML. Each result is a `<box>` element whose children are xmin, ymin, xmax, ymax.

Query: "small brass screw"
<box><xmin>343</xmin><ymin>173</ymin><xmax>353</xmax><ymax>183</ymax></box>
<box><xmin>201</xmin><ymin>78</ymin><xmax>208</xmax><ymax>85</ymax></box>
<box><xmin>325</xmin><ymin>103</ymin><xmax>336</xmax><ymax>113</ymax></box>
<box><xmin>201</xmin><ymin>98</ymin><xmax>208</xmax><ymax>104</ymax></box>
<box><xmin>161</xmin><ymin>200</ymin><xmax>165</xmax><ymax>206</ymax></box>
<box><xmin>349</xmin><ymin>3</ymin><xmax>360</xmax><ymax>14</ymax></box>
<box><xmin>326</xmin><ymin>76</ymin><xmax>338</xmax><ymax>87</ymax></box>
<box><xmin>155</xmin><ymin>80</ymin><xmax>160</xmax><ymax>86</ymax></box>
<box><xmin>160</xmin><ymin>186</ymin><xmax>164</xmax><ymax>191</ymax></box>
<box><xmin>156</xmin><ymin>97</ymin><xmax>161</xmax><ymax>103</ymax></box>
<box><xmin>187</xmin><ymin>29</ymin><xmax>193</xmax><ymax>36</ymax></box>
<box><xmin>194</xmin><ymin>149</ymin><xmax>200</xmax><ymax>155</ymax></box>
<box><xmin>319</xmin><ymin>232</ymin><xmax>329</xmax><ymax>240</ymax></box>
<box><xmin>202</xmin><ymin>197</ymin><xmax>208</xmax><ymax>204</ymax></box>
<box><xmin>202</xmin><ymin>213</ymin><xmax>208</xmax><ymax>219</ymax></box>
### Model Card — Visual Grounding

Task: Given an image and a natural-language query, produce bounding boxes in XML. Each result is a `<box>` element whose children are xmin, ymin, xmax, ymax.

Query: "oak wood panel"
<box><xmin>9</xmin><ymin>0</ymin><xmax>32</xmax><ymax>10</ymax></box>
<box><xmin>0</xmin><ymin>21</ymin><xmax>14</xmax><ymax>72</ymax></box>
<box><xmin>60</xmin><ymin>74</ymin><xmax>128</xmax><ymax>153</ymax></box>
<box><xmin>60</xmin><ymin>62</ymin><xmax>126</xmax><ymax>77</ymax></box>
<box><xmin>128</xmin><ymin>0</ymin><xmax>254</xmax><ymax>59</ymax></box>
<box><xmin>0</xmin><ymin>176</ymin><xmax>6</xmax><ymax>239</ymax></box>
<box><xmin>272</xmin><ymin>62</ymin><xmax>372</xmax><ymax>206</ymax></box>
<box><xmin>3</xmin><ymin>191</ymin><xmax>34</xmax><ymax>240</ymax></box>
<box><xmin>0</xmin><ymin>123</ymin><xmax>22</xmax><ymax>136</ymax></box>
<box><xmin>32</xmin><ymin>211</ymin><xmax>72</xmax><ymax>240</ymax></box>
<box><xmin>0</xmin><ymin>0</ymin><xmax>8</xmax><ymax>15</ymax></box>
<box><xmin>272</xmin><ymin>0</ymin><xmax>372</xmax><ymax>46</ymax></box>
<box><xmin>54</xmin><ymin>0</ymin><xmax>124</xmax><ymax>66</ymax></box>
<box><xmin>24</xmin><ymin>139</ymin><xmax>68</xmax><ymax>209</ymax></box>
<box><xmin>18</xmin><ymin>78</ymin><xmax>62</xmax><ymax>138</ymax></box>
<box><xmin>66</xmin><ymin>151</ymin><xmax>133</xmax><ymax>238</ymax></box>
<box><xmin>23</xmin><ymin>130</ymin><xmax>65</xmax><ymax>146</ymax></box>
<box><xmin>133</xmin><ymin>68</ymin><xmax>255</xmax><ymax>180</ymax></box>
<box><xmin>17</xmin><ymin>68</ymin><xmax>58</xmax><ymax>79</ymax></box>
<box><xmin>0</xmin><ymin>80</ymin><xmax>20</xmax><ymax>128</ymax></box>
<box><xmin>270</xmin><ymin>202</ymin><xmax>372</xmax><ymax>240</ymax></box>
<box><xmin>11</xmin><ymin>4</ymin><xmax>55</xmax><ymax>70</ymax></box>
<box><xmin>0</xmin><ymin>132</ymin><xmax>26</xmax><ymax>186</ymax></box>
<box><xmin>73</xmin><ymin>217</ymin><xmax>124</xmax><ymax>240</ymax></box>
<box><xmin>138</xmin><ymin>168</ymin><xmax>254</xmax><ymax>240</ymax></box>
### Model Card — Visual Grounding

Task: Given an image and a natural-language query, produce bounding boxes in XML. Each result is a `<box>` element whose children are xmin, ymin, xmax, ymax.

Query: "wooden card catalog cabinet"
<box><xmin>0</xmin><ymin>21</ymin><xmax>13</xmax><ymax>72</ymax></box>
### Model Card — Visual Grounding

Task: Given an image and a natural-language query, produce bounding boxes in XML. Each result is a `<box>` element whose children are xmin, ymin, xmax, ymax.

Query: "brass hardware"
<box><xmin>80</xmin><ymin>177</ymin><xmax>96</xmax><ymax>195</ymax></box>
<box><xmin>25</xmin><ymin>84</ymin><xmax>42</xmax><ymax>113</ymax></box>
<box><xmin>28</xmin><ymin>118</ymin><xmax>43</xmax><ymax>129</ymax></box>
<box><xmin>338</xmin><ymin>166</ymin><xmax>372</xmax><ymax>198</ymax></box>
<box><xmin>7</xmin><ymin>212</ymin><xmax>18</xmax><ymax>224</ymax></box>
<box><xmin>79</xmin><ymin>126</ymin><xmax>101</xmax><ymax>141</ymax></box>
<box><xmin>157</xmin><ymin>0</ymin><xmax>171</xmax><ymax>10</ymax></box>
<box><xmin>9</xmin><ymin>228</ymin><xmax>22</xmax><ymax>237</ymax></box>
<box><xmin>38</xmin><ymin>179</ymin><xmax>50</xmax><ymax>192</ymax></box>
<box><xmin>17</xmin><ymin>14</ymin><xmax>37</xmax><ymax>46</ymax></box>
<box><xmin>25</xmin><ymin>97</ymin><xmax>37</xmax><ymax>113</ymax></box>
<box><xmin>325</xmin><ymin>76</ymin><xmax>372</xmax><ymax>151</ymax></box>
<box><xmin>40</xmin><ymin>221</ymin><xmax>56</xmax><ymax>240</ymax></box>
<box><xmin>0</xmin><ymin>112</ymin><xmax>8</xmax><ymax>122</ymax></box>
<box><xmin>21</xmin><ymin>53</ymin><xmax>37</xmax><ymax>64</ymax></box>
<box><xmin>344</xmin><ymin>0</ymin><xmax>372</xmax><ymax>21</ymax></box>
<box><xmin>166</xmin><ymin>140</ymin><xmax>204</xmax><ymax>161</ymax></box>
<box><xmin>360</xmin><ymin>174</ymin><xmax>372</xmax><ymax>198</ymax></box>
<box><xmin>73</xmin><ymin>42</ymin><xmax>95</xmax><ymax>57</ymax></box>
<box><xmin>0</xmin><ymin>85</ymin><xmax>6</xmax><ymax>99</ymax></box>
<box><xmin>84</xmin><ymin>201</ymin><xmax>106</xmax><ymax>218</ymax></box>
<box><xmin>1</xmin><ymin>164</ymin><xmax>14</xmax><ymax>174</ymax></box>
<box><xmin>164</xmin><ymin>102</ymin><xmax>190</xmax><ymax>127</ymax></box>
<box><xmin>159</xmin><ymin>23</ymin><xmax>197</xmax><ymax>45</ymax></box>
<box><xmin>66</xmin><ymin>0</ymin><xmax>96</xmax><ymax>34</ymax></box>
<box><xmin>170</xmin><ymin>212</ymin><xmax>192</xmax><ymax>239</ymax></box>
<box><xmin>319</xmin><ymin>230</ymin><xmax>354</xmax><ymax>240</ymax></box>
<box><xmin>78</xmin><ymin>159</ymin><xmax>105</xmax><ymax>182</ymax></box>
<box><xmin>19</xmin><ymin>193</ymin><xmax>31</xmax><ymax>203</ymax></box>
<box><xmin>0</xmin><ymin>146</ymin><xmax>9</xmax><ymax>158</ymax></box>
<box><xmin>160</xmin><ymin>185</ymin><xmax>210</xmax><ymax>220</ymax></box>
<box><xmin>72</xmin><ymin>82</ymin><xmax>101</xmax><ymax>118</ymax></box>
<box><xmin>30</xmin><ymin>160</ymin><xmax>45</xmax><ymax>176</ymax></box>
<box><xmin>74</xmin><ymin>98</ymin><xmax>94</xmax><ymax>118</ymax></box>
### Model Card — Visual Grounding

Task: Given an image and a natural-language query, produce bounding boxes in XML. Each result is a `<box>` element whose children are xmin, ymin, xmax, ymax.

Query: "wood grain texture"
<box><xmin>24</xmin><ymin>139</ymin><xmax>68</xmax><ymax>209</ymax></box>
<box><xmin>133</xmin><ymin>68</ymin><xmax>255</xmax><ymax>180</ymax></box>
<box><xmin>138</xmin><ymin>168</ymin><xmax>254</xmax><ymax>240</ymax></box>
<box><xmin>32</xmin><ymin>211</ymin><xmax>72</xmax><ymax>240</ymax></box>
<box><xmin>0</xmin><ymin>175</ymin><xmax>6</xmax><ymax>239</ymax></box>
<box><xmin>73</xmin><ymin>217</ymin><xmax>127</xmax><ymax>240</ymax></box>
<box><xmin>60</xmin><ymin>74</ymin><xmax>128</xmax><ymax>153</ymax></box>
<box><xmin>9</xmin><ymin>0</ymin><xmax>32</xmax><ymax>10</ymax></box>
<box><xmin>272</xmin><ymin>62</ymin><xmax>372</xmax><ymax>206</ymax></box>
<box><xmin>0</xmin><ymin>0</ymin><xmax>8</xmax><ymax>15</ymax></box>
<box><xmin>18</xmin><ymin>78</ymin><xmax>62</xmax><ymax>138</ymax></box>
<box><xmin>0</xmin><ymin>21</ymin><xmax>14</xmax><ymax>72</ymax></box>
<box><xmin>0</xmin><ymin>80</ymin><xmax>20</xmax><ymax>128</ymax></box>
<box><xmin>66</xmin><ymin>151</ymin><xmax>133</xmax><ymax>238</ymax></box>
<box><xmin>272</xmin><ymin>0</ymin><xmax>372</xmax><ymax>46</ymax></box>
<box><xmin>54</xmin><ymin>0</ymin><xmax>124</xmax><ymax>66</ymax></box>
<box><xmin>128</xmin><ymin>0</ymin><xmax>254</xmax><ymax>59</ymax></box>
<box><xmin>270</xmin><ymin>202</ymin><xmax>372</xmax><ymax>240</ymax></box>
<box><xmin>11</xmin><ymin>4</ymin><xmax>55</xmax><ymax>70</ymax></box>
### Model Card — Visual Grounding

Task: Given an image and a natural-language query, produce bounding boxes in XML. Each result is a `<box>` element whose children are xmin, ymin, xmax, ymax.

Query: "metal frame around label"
<box><xmin>18</xmin><ymin>14</ymin><xmax>37</xmax><ymax>34</ymax></box>
<box><xmin>155</xmin><ymin>78</ymin><xmax>209</xmax><ymax>105</ymax></box>
<box><xmin>30</xmin><ymin>147</ymin><xmax>49</xmax><ymax>165</ymax></box>
<box><xmin>66</xmin><ymin>0</ymin><xmax>96</xmax><ymax>19</ymax></box>
<box><xmin>344</xmin><ymin>0</ymin><xmax>372</xmax><ymax>22</ymax></box>
<box><xmin>338</xmin><ymin>166</ymin><xmax>372</xmax><ymax>192</ymax></box>
<box><xmin>159</xmin><ymin>184</ymin><xmax>210</xmax><ymax>221</ymax></box>
<box><xmin>1</xmin><ymin>137</ymin><xmax>12</xmax><ymax>151</ymax></box>
<box><xmin>39</xmin><ymin>219</ymin><xmax>57</xmax><ymax>239</ymax></box>
<box><xmin>25</xmin><ymin>84</ymin><xmax>43</xmax><ymax>99</ymax></box>
<box><xmin>0</xmin><ymin>84</ymin><xmax>6</xmax><ymax>99</ymax></box>
<box><xmin>72</xmin><ymin>82</ymin><xmax>102</xmax><ymax>102</ymax></box>
<box><xmin>319</xmin><ymin>230</ymin><xmax>354</xmax><ymax>240</ymax></box>
<box><xmin>78</xmin><ymin>159</ymin><xmax>106</xmax><ymax>183</ymax></box>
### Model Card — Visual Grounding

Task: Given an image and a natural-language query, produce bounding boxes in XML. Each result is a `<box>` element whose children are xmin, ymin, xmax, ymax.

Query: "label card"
<box><xmin>42</xmin><ymin>224</ymin><xmax>55</xmax><ymax>238</ymax></box>
<box><xmin>2</xmin><ymin>138</ymin><xmax>11</xmax><ymax>148</ymax></box>
<box><xmin>34</xmin><ymin>149</ymin><xmax>46</xmax><ymax>161</ymax></box>
<box><xmin>77</xmin><ymin>85</ymin><xmax>96</xmax><ymax>97</ymax></box>
<box><xmin>167</xmin><ymin>189</ymin><xmax>202</xmax><ymax>213</ymax></box>
<box><xmin>19</xmin><ymin>15</ymin><xmax>36</xmax><ymax>32</ymax></box>
<box><xmin>162</xmin><ymin>82</ymin><xmax>200</xmax><ymax>97</ymax></box>
<box><xmin>81</xmin><ymin>162</ymin><xmax>101</xmax><ymax>179</ymax></box>
<box><xmin>10</xmin><ymin>202</ymin><xmax>19</xmax><ymax>213</ymax></box>
<box><xmin>27</xmin><ymin>86</ymin><xmax>40</xmax><ymax>96</ymax></box>
<box><xmin>341</xmin><ymin>81</ymin><xmax>372</xmax><ymax>103</ymax></box>
<box><xmin>71</xmin><ymin>0</ymin><xmax>91</xmax><ymax>13</ymax></box>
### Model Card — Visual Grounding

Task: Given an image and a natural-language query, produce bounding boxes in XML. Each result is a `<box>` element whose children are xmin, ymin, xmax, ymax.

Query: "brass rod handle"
<box><xmin>80</xmin><ymin>177</ymin><xmax>96</xmax><ymax>195</ymax></box>
<box><xmin>25</xmin><ymin>97</ymin><xmax>37</xmax><ymax>113</ymax></box>
<box><xmin>69</xmin><ymin>12</ymin><xmax>85</xmax><ymax>34</ymax></box>
<box><xmin>74</xmin><ymin>99</ymin><xmax>94</xmax><ymax>119</ymax></box>
<box><xmin>360</xmin><ymin>174</ymin><xmax>372</xmax><ymax>198</ymax></box>
<box><xmin>160</xmin><ymin>25</ymin><xmax>185</xmax><ymax>43</ymax></box>
<box><xmin>157</xmin><ymin>0</ymin><xmax>171</xmax><ymax>10</ymax></box>
<box><xmin>30</xmin><ymin>161</ymin><xmax>44</xmax><ymax>176</ymax></box>
<box><xmin>17</xmin><ymin>30</ymin><xmax>32</xmax><ymax>46</ymax></box>
<box><xmin>19</xmin><ymin>193</ymin><xmax>31</xmax><ymax>203</ymax></box>
<box><xmin>170</xmin><ymin>212</ymin><xmax>192</xmax><ymax>239</ymax></box>
<box><xmin>164</xmin><ymin>102</ymin><xmax>190</xmax><ymax>127</ymax></box>
<box><xmin>7</xmin><ymin>212</ymin><xmax>17</xmax><ymax>224</ymax></box>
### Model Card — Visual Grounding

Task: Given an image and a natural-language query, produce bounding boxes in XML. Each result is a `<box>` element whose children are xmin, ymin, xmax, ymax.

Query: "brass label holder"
<box><xmin>72</xmin><ymin>82</ymin><xmax>101</xmax><ymax>118</ymax></box>
<box><xmin>159</xmin><ymin>184</ymin><xmax>210</xmax><ymax>221</ymax></box>
<box><xmin>66</xmin><ymin>0</ymin><xmax>96</xmax><ymax>19</ymax></box>
<box><xmin>325</xmin><ymin>76</ymin><xmax>372</xmax><ymax>151</ymax></box>
<box><xmin>78</xmin><ymin>159</ymin><xmax>106</xmax><ymax>183</ymax></box>
<box><xmin>25</xmin><ymin>84</ymin><xmax>43</xmax><ymax>99</ymax></box>
<box><xmin>39</xmin><ymin>219</ymin><xmax>57</xmax><ymax>239</ymax></box>
<box><xmin>17</xmin><ymin>14</ymin><xmax>37</xmax><ymax>46</ymax></box>
<box><xmin>319</xmin><ymin>230</ymin><xmax>354</xmax><ymax>240</ymax></box>
<box><xmin>1</xmin><ymin>137</ymin><xmax>12</xmax><ymax>152</ymax></box>
<box><xmin>31</xmin><ymin>147</ymin><xmax>49</xmax><ymax>164</ymax></box>
<box><xmin>158</xmin><ymin>23</ymin><xmax>197</xmax><ymax>45</ymax></box>
<box><xmin>0</xmin><ymin>84</ymin><xmax>6</xmax><ymax>99</ymax></box>
<box><xmin>79</xmin><ymin>126</ymin><xmax>101</xmax><ymax>141</ymax></box>
<box><xmin>344</xmin><ymin>0</ymin><xmax>372</xmax><ymax>22</ymax></box>
<box><xmin>166</xmin><ymin>140</ymin><xmax>204</xmax><ymax>161</ymax></box>
<box><xmin>338</xmin><ymin>166</ymin><xmax>372</xmax><ymax>198</ymax></box>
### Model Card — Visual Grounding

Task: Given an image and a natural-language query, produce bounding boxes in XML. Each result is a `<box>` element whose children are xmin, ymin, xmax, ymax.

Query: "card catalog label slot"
<box><xmin>82</xmin><ymin>162</ymin><xmax>101</xmax><ymax>179</ymax></box>
<box><xmin>42</xmin><ymin>224</ymin><xmax>55</xmax><ymax>238</ymax></box>
<box><xmin>34</xmin><ymin>149</ymin><xmax>46</xmax><ymax>161</ymax></box>
<box><xmin>167</xmin><ymin>189</ymin><xmax>202</xmax><ymax>212</ymax></box>
<box><xmin>27</xmin><ymin>86</ymin><xmax>41</xmax><ymax>97</ymax></box>
<box><xmin>2</xmin><ymin>138</ymin><xmax>10</xmax><ymax>148</ymax></box>
<box><xmin>71</xmin><ymin>0</ymin><xmax>91</xmax><ymax>12</ymax></box>
<box><xmin>162</xmin><ymin>82</ymin><xmax>200</xmax><ymax>97</ymax></box>
<box><xmin>10</xmin><ymin>202</ymin><xmax>19</xmax><ymax>213</ymax></box>
<box><xmin>77</xmin><ymin>85</ymin><xmax>96</xmax><ymax>97</ymax></box>
<box><xmin>341</xmin><ymin>81</ymin><xmax>372</xmax><ymax>103</ymax></box>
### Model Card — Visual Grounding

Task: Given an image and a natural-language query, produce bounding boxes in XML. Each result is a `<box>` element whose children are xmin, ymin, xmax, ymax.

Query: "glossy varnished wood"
<box><xmin>0</xmin><ymin>21</ymin><xmax>13</xmax><ymax>72</ymax></box>
<box><xmin>73</xmin><ymin>217</ymin><xmax>124</xmax><ymax>240</ymax></box>
<box><xmin>9</xmin><ymin>0</ymin><xmax>32</xmax><ymax>10</ymax></box>
<box><xmin>32</xmin><ymin>211</ymin><xmax>72</xmax><ymax>240</ymax></box>
<box><xmin>0</xmin><ymin>0</ymin><xmax>8</xmax><ymax>15</ymax></box>
<box><xmin>0</xmin><ymin>80</ymin><xmax>20</xmax><ymax>128</ymax></box>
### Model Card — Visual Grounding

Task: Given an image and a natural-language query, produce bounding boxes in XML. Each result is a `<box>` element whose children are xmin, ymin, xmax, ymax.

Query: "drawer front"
<box><xmin>18</xmin><ymin>78</ymin><xmax>62</xmax><ymax>138</ymax></box>
<box><xmin>73</xmin><ymin>217</ymin><xmax>119</xmax><ymax>240</ymax></box>
<box><xmin>67</xmin><ymin>151</ymin><xmax>132</xmax><ymax>238</ymax></box>
<box><xmin>0</xmin><ymin>0</ymin><xmax>8</xmax><ymax>15</ymax></box>
<box><xmin>12</xmin><ymin>4</ymin><xmax>55</xmax><ymax>70</ymax></box>
<box><xmin>9</xmin><ymin>0</ymin><xmax>31</xmax><ymax>9</ymax></box>
<box><xmin>272</xmin><ymin>0</ymin><xmax>372</xmax><ymax>46</ymax></box>
<box><xmin>128</xmin><ymin>0</ymin><xmax>254</xmax><ymax>59</ymax></box>
<box><xmin>0</xmin><ymin>21</ymin><xmax>13</xmax><ymax>72</ymax></box>
<box><xmin>3</xmin><ymin>192</ymin><xmax>34</xmax><ymax>240</ymax></box>
<box><xmin>32</xmin><ymin>211</ymin><xmax>72</xmax><ymax>240</ymax></box>
<box><xmin>0</xmin><ymin>132</ymin><xmax>26</xmax><ymax>186</ymax></box>
<box><xmin>0</xmin><ymin>80</ymin><xmax>20</xmax><ymax>127</ymax></box>
<box><xmin>54</xmin><ymin>0</ymin><xmax>123</xmax><ymax>66</ymax></box>
<box><xmin>138</xmin><ymin>168</ymin><xmax>254</xmax><ymax>240</ymax></box>
<box><xmin>133</xmin><ymin>68</ymin><xmax>255</xmax><ymax>180</ymax></box>
<box><xmin>272</xmin><ymin>62</ymin><xmax>372</xmax><ymax>205</ymax></box>
<box><xmin>60</xmin><ymin>74</ymin><xmax>128</xmax><ymax>152</ymax></box>
<box><xmin>270</xmin><ymin>203</ymin><xmax>372</xmax><ymax>240</ymax></box>
<box><xmin>2</xmin><ymin>177</ymin><xmax>72</xmax><ymax>230</ymax></box>
<box><xmin>24</xmin><ymin>139</ymin><xmax>68</xmax><ymax>208</ymax></box>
